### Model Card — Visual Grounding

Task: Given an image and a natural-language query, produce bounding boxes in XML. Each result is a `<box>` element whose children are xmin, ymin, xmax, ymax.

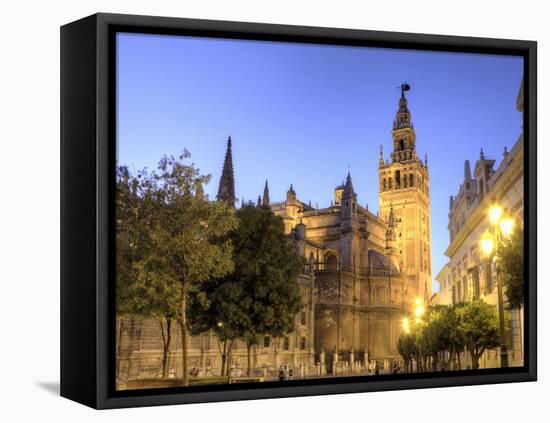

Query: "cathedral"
<box><xmin>116</xmin><ymin>88</ymin><xmax>432</xmax><ymax>384</ymax></box>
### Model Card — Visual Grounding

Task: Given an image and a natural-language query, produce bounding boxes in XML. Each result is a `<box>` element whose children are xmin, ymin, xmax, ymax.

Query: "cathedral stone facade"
<box><xmin>116</xmin><ymin>89</ymin><xmax>431</xmax><ymax>383</ymax></box>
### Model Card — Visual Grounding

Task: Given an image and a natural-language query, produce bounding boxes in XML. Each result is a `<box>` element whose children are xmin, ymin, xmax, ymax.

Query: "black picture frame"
<box><xmin>60</xmin><ymin>12</ymin><xmax>537</xmax><ymax>409</ymax></box>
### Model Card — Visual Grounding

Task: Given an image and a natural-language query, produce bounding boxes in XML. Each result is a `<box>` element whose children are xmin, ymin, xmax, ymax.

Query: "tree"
<box><xmin>131</xmin><ymin>151</ymin><xmax>238</xmax><ymax>386</ymax></box>
<box><xmin>397</xmin><ymin>333</ymin><xmax>417</xmax><ymax>372</ymax></box>
<box><xmin>455</xmin><ymin>300</ymin><xmax>500</xmax><ymax>369</ymax></box>
<box><xmin>117</xmin><ymin>165</ymin><xmax>182</xmax><ymax>378</ymax></box>
<box><xmin>418</xmin><ymin>305</ymin><xmax>451</xmax><ymax>370</ymax></box>
<box><xmin>189</xmin><ymin>205</ymin><xmax>304</xmax><ymax>377</ymax></box>
<box><xmin>233</xmin><ymin>205</ymin><xmax>304</xmax><ymax>376</ymax></box>
<box><xmin>446</xmin><ymin>304</ymin><xmax>466</xmax><ymax>370</ymax></box>
<box><xmin>116</xmin><ymin>165</ymin><xmax>149</xmax><ymax>317</ymax></box>
<box><xmin>498</xmin><ymin>225</ymin><xmax>524</xmax><ymax>310</ymax></box>
<box><xmin>188</xmin><ymin>279</ymin><xmax>248</xmax><ymax>376</ymax></box>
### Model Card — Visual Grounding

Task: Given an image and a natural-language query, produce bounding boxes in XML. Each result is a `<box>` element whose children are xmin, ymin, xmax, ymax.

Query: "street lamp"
<box><xmin>480</xmin><ymin>229</ymin><xmax>495</xmax><ymax>256</ymax></box>
<box><xmin>414</xmin><ymin>297</ymin><xmax>425</xmax><ymax>318</ymax></box>
<box><xmin>488</xmin><ymin>204</ymin><xmax>503</xmax><ymax>226</ymax></box>
<box><xmin>480</xmin><ymin>203</ymin><xmax>515</xmax><ymax>368</ymax></box>
<box><xmin>499</xmin><ymin>217</ymin><xmax>515</xmax><ymax>238</ymax></box>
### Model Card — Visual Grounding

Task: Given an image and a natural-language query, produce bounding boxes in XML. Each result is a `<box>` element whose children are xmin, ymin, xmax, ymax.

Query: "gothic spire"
<box><xmin>464</xmin><ymin>159</ymin><xmax>472</xmax><ymax>179</ymax></box>
<box><xmin>217</xmin><ymin>136</ymin><xmax>236</xmax><ymax>205</ymax></box>
<box><xmin>286</xmin><ymin>183</ymin><xmax>296</xmax><ymax>201</ymax></box>
<box><xmin>343</xmin><ymin>171</ymin><xmax>355</xmax><ymax>199</ymax></box>
<box><xmin>262</xmin><ymin>179</ymin><xmax>270</xmax><ymax>207</ymax></box>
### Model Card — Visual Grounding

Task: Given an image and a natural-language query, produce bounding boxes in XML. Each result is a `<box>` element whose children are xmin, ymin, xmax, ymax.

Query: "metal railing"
<box><xmin>303</xmin><ymin>262</ymin><xmax>398</xmax><ymax>277</ymax></box>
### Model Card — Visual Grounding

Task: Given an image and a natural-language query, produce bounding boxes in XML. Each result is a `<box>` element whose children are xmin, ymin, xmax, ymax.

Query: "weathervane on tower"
<box><xmin>400</xmin><ymin>82</ymin><xmax>411</xmax><ymax>97</ymax></box>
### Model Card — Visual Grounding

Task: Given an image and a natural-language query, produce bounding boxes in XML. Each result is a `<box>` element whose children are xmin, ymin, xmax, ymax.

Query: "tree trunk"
<box><xmin>220</xmin><ymin>339</ymin><xmax>229</xmax><ymax>377</ymax></box>
<box><xmin>470</xmin><ymin>349</ymin><xmax>481</xmax><ymax>370</ymax></box>
<box><xmin>220</xmin><ymin>353</ymin><xmax>227</xmax><ymax>377</ymax></box>
<box><xmin>116</xmin><ymin>318</ymin><xmax>125</xmax><ymax>379</ymax></box>
<box><xmin>246</xmin><ymin>343</ymin><xmax>253</xmax><ymax>377</ymax></box>
<box><xmin>159</xmin><ymin>319</ymin><xmax>172</xmax><ymax>378</ymax></box>
<box><xmin>216</xmin><ymin>337</ymin><xmax>232</xmax><ymax>377</ymax></box>
<box><xmin>179</xmin><ymin>286</ymin><xmax>189</xmax><ymax>386</ymax></box>
<box><xmin>226</xmin><ymin>339</ymin><xmax>234</xmax><ymax>377</ymax></box>
<box><xmin>456</xmin><ymin>347</ymin><xmax>462</xmax><ymax>370</ymax></box>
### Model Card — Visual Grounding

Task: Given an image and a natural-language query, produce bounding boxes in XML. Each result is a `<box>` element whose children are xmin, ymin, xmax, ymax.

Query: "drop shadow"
<box><xmin>36</xmin><ymin>381</ymin><xmax>60</xmax><ymax>396</ymax></box>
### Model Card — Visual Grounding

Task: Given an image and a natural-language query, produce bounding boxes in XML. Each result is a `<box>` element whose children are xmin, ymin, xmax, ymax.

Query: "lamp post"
<box><xmin>480</xmin><ymin>204</ymin><xmax>515</xmax><ymax>368</ymax></box>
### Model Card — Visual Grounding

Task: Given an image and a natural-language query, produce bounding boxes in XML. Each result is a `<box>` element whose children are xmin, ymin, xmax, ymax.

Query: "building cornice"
<box><xmin>445</xmin><ymin>138</ymin><xmax>524</xmax><ymax>258</ymax></box>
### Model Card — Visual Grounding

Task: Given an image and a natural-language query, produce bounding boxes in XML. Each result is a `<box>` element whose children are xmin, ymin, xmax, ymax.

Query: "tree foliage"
<box><xmin>417</xmin><ymin>305</ymin><xmax>451</xmax><ymax>369</ymax></box>
<box><xmin>498</xmin><ymin>225</ymin><xmax>524</xmax><ymax>310</ymax></box>
<box><xmin>397</xmin><ymin>333</ymin><xmax>417</xmax><ymax>372</ymax></box>
<box><xmin>189</xmin><ymin>205</ymin><xmax>304</xmax><ymax>376</ymax></box>
<box><xmin>399</xmin><ymin>300</ymin><xmax>501</xmax><ymax>372</ymax></box>
<box><xmin>116</xmin><ymin>166</ymin><xmax>179</xmax><ymax>378</ymax></box>
<box><xmin>116</xmin><ymin>151</ymin><xmax>238</xmax><ymax>385</ymax></box>
<box><xmin>454</xmin><ymin>300</ymin><xmax>500</xmax><ymax>369</ymax></box>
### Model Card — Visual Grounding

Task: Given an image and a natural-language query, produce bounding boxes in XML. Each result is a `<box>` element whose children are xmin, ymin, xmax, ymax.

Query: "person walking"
<box><xmin>278</xmin><ymin>365</ymin><xmax>285</xmax><ymax>382</ymax></box>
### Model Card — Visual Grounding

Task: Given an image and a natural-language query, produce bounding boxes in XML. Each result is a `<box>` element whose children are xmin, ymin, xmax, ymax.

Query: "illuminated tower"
<box><xmin>378</xmin><ymin>85</ymin><xmax>432</xmax><ymax>305</ymax></box>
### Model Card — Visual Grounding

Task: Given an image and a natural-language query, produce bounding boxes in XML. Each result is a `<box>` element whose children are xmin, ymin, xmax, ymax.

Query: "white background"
<box><xmin>0</xmin><ymin>0</ymin><xmax>546</xmax><ymax>421</ymax></box>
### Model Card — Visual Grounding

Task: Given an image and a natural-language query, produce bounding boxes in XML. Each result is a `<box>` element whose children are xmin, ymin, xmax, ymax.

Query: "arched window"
<box><xmin>309</xmin><ymin>252</ymin><xmax>315</xmax><ymax>272</ymax></box>
<box><xmin>395</xmin><ymin>170</ymin><xmax>401</xmax><ymax>189</ymax></box>
<box><xmin>388</xmin><ymin>177</ymin><xmax>392</xmax><ymax>190</ymax></box>
<box><xmin>382</xmin><ymin>178</ymin><xmax>386</xmax><ymax>192</ymax></box>
<box><xmin>404</xmin><ymin>174</ymin><xmax>408</xmax><ymax>188</ymax></box>
<box><xmin>409</xmin><ymin>173</ymin><xmax>414</xmax><ymax>187</ymax></box>
<box><xmin>399</xmin><ymin>139</ymin><xmax>405</xmax><ymax>151</ymax></box>
<box><xmin>326</xmin><ymin>255</ymin><xmax>338</xmax><ymax>272</ymax></box>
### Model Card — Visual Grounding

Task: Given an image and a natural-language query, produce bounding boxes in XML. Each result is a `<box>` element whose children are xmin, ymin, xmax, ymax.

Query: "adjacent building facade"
<box><xmin>116</xmin><ymin>89</ymin><xmax>432</xmax><ymax>383</ymax></box>
<box><xmin>433</xmin><ymin>79</ymin><xmax>524</xmax><ymax>368</ymax></box>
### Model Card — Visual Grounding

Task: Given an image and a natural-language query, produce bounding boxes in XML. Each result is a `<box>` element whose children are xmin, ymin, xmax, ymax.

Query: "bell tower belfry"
<box><xmin>378</xmin><ymin>84</ymin><xmax>432</xmax><ymax>305</ymax></box>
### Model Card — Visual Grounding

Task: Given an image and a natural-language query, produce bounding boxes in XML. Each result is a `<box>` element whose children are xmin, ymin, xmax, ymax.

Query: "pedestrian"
<box><xmin>288</xmin><ymin>367</ymin><xmax>294</xmax><ymax>380</ymax></box>
<box><xmin>278</xmin><ymin>366</ymin><xmax>285</xmax><ymax>381</ymax></box>
<box><xmin>375</xmin><ymin>361</ymin><xmax>380</xmax><ymax>375</ymax></box>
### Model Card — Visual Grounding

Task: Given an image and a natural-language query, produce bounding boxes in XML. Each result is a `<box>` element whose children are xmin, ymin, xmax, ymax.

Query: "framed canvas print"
<box><xmin>60</xmin><ymin>13</ymin><xmax>537</xmax><ymax>409</ymax></box>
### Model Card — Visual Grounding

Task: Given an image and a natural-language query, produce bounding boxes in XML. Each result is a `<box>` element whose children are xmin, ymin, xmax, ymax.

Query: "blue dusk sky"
<box><xmin>116</xmin><ymin>32</ymin><xmax>523</xmax><ymax>292</ymax></box>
